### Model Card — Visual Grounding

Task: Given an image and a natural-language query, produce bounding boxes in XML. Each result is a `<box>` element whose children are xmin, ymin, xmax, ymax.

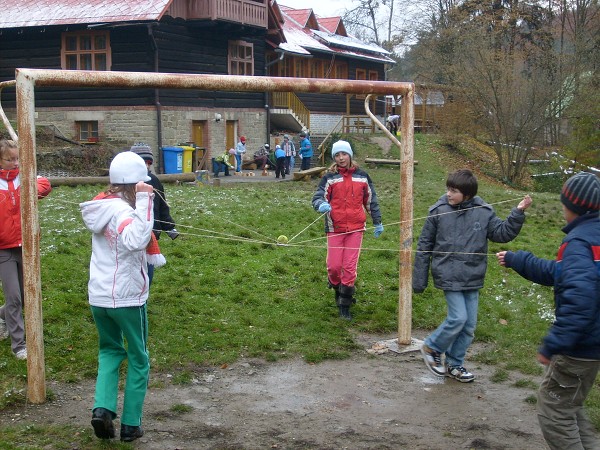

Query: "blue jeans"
<box><xmin>425</xmin><ymin>290</ymin><xmax>479</xmax><ymax>367</ymax></box>
<box><xmin>235</xmin><ymin>154</ymin><xmax>242</xmax><ymax>172</ymax></box>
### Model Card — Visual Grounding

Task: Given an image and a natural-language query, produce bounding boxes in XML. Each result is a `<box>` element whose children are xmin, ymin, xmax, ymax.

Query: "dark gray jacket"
<box><xmin>413</xmin><ymin>195</ymin><xmax>526</xmax><ymax>292</ymax></box>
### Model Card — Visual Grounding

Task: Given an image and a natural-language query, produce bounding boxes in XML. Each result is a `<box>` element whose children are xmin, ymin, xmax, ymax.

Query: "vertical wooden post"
<box><xmin>16</xmin><ymin>70</ymin><xmax>46</xmax><ymax>403</ymax></box>
<box><xmin>398</xmin><ymin>86</ymin><xmax>415</xmax><ymax>345</ymax></box>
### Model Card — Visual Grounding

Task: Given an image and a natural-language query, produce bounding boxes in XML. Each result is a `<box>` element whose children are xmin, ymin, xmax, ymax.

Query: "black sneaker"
<box><xmin>446</xmin><ymin>365</ymin><xmax>475</xmax><ymax>383</ymax></box>
<box><xmin>120</xmin><ymin>424</ymin><xmax>144</xmax><ymax>442</ymax></box>
<box><xmin>420</xmin><ymin>344</ymin><xmax>445</xmax><ymax>377</ymax></box>
<box><xmin>91</xmin><ymin>408</ymin><xmax>115</xmax><ymax>439</ymax></box>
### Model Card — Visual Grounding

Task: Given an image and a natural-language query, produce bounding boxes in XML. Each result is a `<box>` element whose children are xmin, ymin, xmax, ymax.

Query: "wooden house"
<box><xmin>0</xmin><ymin>0</ymin><xmax>394</xmax><ymax>172</ymax></box>
<box><xmin>0</xmin><ymin>0</ymin><xmax>270</xmax><ymax>170</ymax></box>
<box><xmin>266</xmin><ymin>2</ymin><xmax>395</xmax><ymax>136</ymax></box>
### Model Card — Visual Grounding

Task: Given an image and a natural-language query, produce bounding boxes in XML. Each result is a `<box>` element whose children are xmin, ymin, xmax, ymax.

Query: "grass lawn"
<box><xmin>2</xmin><ymin>133</ymin><xmax>598</xmax><ymax>447</ymax></box>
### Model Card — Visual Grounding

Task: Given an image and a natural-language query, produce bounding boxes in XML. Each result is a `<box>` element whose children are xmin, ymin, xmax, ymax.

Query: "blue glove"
<box><xmin>373</xmin><ymin>223</ymin><xmax>384</xmax><ymax>238</ymax></box>
<box><xmin>318</xmin><ymin>202</ymin><xmax>332</xmax><ymax>213</ymax></box>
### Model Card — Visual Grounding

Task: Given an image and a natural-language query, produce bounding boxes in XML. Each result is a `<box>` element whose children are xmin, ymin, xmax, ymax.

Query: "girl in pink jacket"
<box><xmin>312</xmin><ymin>140</ymin><xmax>383</xmax><ymax>320</ymax></box>
<box><xmin>0</xmin><ymin>139</ymin><xmax>51</xmax><ymax>360</ymax></box>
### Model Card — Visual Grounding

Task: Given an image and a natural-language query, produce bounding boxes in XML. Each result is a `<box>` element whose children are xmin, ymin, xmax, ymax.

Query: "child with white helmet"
<box><xmin>312</xmin><ymin>140</ymin><xmax>384</xmax><ymax>320</ymax></box>
<box><xmin>79</xmin><ymin>151</ymin><xmax>154</xmax><ymax>443</ymax></box>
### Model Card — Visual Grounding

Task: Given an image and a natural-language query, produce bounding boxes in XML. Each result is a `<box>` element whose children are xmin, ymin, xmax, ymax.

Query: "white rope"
<box><xmin>288</xmin><ymin>212</ymin><xmax>326</xmax><ymax>243</ymax></box>
<box><xmin>46</xmin><ymin>194</ymin><xmax>528</xmax><ymax>257</ymax></box>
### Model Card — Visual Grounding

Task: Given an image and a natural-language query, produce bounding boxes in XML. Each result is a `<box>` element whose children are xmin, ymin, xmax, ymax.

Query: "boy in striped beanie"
<box><xmin>497</xmin><ymin>171</ymin><xmax>600</xmax><ymax>450</ymax></box>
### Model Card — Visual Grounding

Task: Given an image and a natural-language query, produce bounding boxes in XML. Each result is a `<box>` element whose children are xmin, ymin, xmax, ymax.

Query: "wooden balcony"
<box><xmin>167</xmin><ymin>0</ymin><xmax>268</xmax><ymax>28</ymax></box>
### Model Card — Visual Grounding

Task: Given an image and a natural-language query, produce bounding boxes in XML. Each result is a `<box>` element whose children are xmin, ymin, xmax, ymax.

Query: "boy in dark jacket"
<box><xmin>413</xmin><ymin>169</ymin><xmax>532</xmax><ymax>382</ymax></box>
<box><xmin>497</xmin><ymin>172</ymin><xmax>600</xmax><ymax>450</ymax></box>
<box><xmin>130</xmin><ymin>143</ymin><xmax>178</xmax><ymax>284</ymax></box>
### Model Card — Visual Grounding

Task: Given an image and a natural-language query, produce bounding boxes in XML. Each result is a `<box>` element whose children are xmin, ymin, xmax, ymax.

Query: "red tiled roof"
<box><xmin>279</xmin><ymin>6</ymin><xmax>312</xmax><ymax>27</ymax></box>
<box><xmin>317</xmin><ymin>17</ymin><xmax>341</xmax><ymax>34</ymax></box>
<box><xmin>277</xmin><ymin>4</ymin><xmax>393</xmax><ymax>64</ymax></box>
<box><xmin>0</xmin><ymin>0</ymin><xmax>173</xmax><ymax>29</ymax></box>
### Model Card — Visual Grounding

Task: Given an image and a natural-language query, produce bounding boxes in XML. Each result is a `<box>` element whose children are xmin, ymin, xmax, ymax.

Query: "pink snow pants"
<box><xmin>326</xmin><ymin>231</ymin><xmax>363</xmax><ymax>287</ymax></box>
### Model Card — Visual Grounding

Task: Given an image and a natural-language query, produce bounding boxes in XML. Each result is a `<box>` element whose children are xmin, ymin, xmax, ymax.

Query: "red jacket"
<box><xmin>0</xmin><ymin>168</ymin><xmax>52</xmax><ymax>249</ymax></box>
<box><xmin>312</xmin><ymin>166</ymin><xmax>382</xmax><ymax>233</ymax></box>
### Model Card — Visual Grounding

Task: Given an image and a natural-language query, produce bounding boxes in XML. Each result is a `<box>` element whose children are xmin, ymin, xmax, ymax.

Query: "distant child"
<box><xmin>282</xmin><ymin>134</ymin><xmax>296</xmax><ymax>175</ymax></box>
<box><xmin>253</xmin><ymin>143</ymin><xmax>270</xmax><ymax>170</ymax></box>
<box><xmin>497</xmin><ymin>172</ymin><xmax>600</xmax><ymax>450</ymax></box>
<box><xmin>274</xmin><ymin>144</ymin><xmax>286</xmax><ymax>179</ymax></box>
<box><xmin>312</xmin><ymin>140</ymin><xmax>383</xmax><ymax>320</ymax></box>
<box><xmin>413</xmin><ymin>168</ymin><xmax>532</xmax><ymax>382</ymax></box>
<box><xmin>235</xmin><ymin>136</ymin><xmax>246</xmax><ymax>172</ymax></box>
<box><xmin>80</xmin><ymin>151</ymin><xmax>154</xmax><ymax>442</ymax></box>
<box><xmin>130</xmin><ymin>143</ymin><xmax>174</xmax><ymax>284</ymax></box>
<box><xmin>0</xmin><ymin>139</ymin><xmax>52</xmax><ymax>360</ymax></box>
<box><xmin>213</xmin><ymin>148</ymin><xmax>234</xmax><ymax>177</ymax></box>
<box><xmin>299</xmin><ymin>131</ymin><xmax>313</xmax><ymax>171</ymax></box>
<box><xmin>386</xmin><ymin>114</ymin><xmax>400</xmax><ymax>134</ymax></box>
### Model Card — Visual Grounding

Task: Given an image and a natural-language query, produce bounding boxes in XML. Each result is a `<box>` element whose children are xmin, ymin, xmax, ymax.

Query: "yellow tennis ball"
<box><xmin>277</xmin><ymin>235</ymin><xmax>289</xmax><ymax>244</ymax></box>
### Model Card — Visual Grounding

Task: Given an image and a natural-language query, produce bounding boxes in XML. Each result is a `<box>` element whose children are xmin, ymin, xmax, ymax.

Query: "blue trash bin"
<box><xmin>162</xmin><ymin>146</ymin><xmax>183</xmax><ymax>174</ymax></box>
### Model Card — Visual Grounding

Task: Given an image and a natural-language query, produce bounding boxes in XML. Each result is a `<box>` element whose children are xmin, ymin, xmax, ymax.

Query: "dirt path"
<box><xmin>1</xmin><ymin>333</ymin><xmax>547</xmax><ymax>449</ymax></box>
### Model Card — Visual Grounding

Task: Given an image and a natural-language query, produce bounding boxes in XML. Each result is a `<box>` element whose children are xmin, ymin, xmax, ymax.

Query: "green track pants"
<box><xmin>91</xmin><ymin>304</ymin><xmax>149</xmax><ymax>426</ymax></box>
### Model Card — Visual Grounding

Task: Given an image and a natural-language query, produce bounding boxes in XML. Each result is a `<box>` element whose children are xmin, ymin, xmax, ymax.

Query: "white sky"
<box><xmin>277</xmin><ymin>0</ymin><xmax>350</xmax><ymax>18</ymax></box>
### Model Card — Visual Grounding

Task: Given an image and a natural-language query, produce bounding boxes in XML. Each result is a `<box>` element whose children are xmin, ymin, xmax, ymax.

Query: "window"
<box><xmin>62</xmin><ymin>31</ymin><xmax>111</xmax><ymax>71</ymax></box>
<box><xmin>369</xmin><ymin>70</ymin><xmax>379</xmax><ymax>81</ymax></box>
<box><xmin>294</xmin><ymin>59</ymin><xmax>307</xmax><ymax>78</ymax></box>
<box><xmin>228</xmin><ymin>41</ymin><xmax>254</xmax><ymax>75</ymax></box>
<box><xmin>309</xmin><ymin>60</ymin><xmax>323</xmax><ymax>78</ymax></box>
<box><xmin>334</xmin><ymin>63</ymin><xmax>348</xmax><ymax>79</ymax></box>
<box><xmin>281</xmin><ymin>57</ymin><xmax>291</xmax><ymax>77</ymax></box>
<box><xmin>356</xmin><ymin>69</ymin><xmax>367</xmax><ymax>98</ymax></box>
<box><xmin>76</xmin><ymin>121</ymin><xmax>99</xmax><ymax>142</ymax></box>
<box><xmin>356</xmin><ymin>69</ymin><xmax>367</xmax><ymax>80</ymax></box>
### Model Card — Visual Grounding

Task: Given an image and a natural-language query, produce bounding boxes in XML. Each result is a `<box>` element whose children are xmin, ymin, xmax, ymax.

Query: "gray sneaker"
<box><xmin>446</xmin><ymin>365</ymin><xmax>475</xmax><ymax>383</ymax></box>
<box><xmin>0</xmin><ymin>319</ymin><xmax>8</xmax><ymax>340</ymax></box>
<box><xmin>420</xmin><ymin>344</ymin><xmax>445</xmax><ymax>377</ymax></box>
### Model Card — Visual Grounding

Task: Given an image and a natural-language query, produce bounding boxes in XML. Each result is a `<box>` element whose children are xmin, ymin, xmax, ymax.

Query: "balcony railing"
<box><xmin>271</xmin><ymin>92</ymin><xmax>310</xmax><ymax>130</ymax></box>
<box><xmin>167</xmin><ymin>0</ymin><xmax>268</xmax><ymax>28</ymax></box>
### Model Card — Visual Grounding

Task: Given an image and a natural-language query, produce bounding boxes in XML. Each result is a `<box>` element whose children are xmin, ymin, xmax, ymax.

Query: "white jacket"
<box><xmin>80</xmin><ymin>192</ymin><xmax>154</xmax><ymax>308</ymax></box>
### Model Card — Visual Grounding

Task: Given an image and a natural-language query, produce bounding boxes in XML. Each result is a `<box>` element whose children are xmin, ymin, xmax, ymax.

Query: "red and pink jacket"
<box><xmin>0</xmin><ymin>168</ymin><xmax>52</xmax><ymax>249</ymax></box>
<box><xmin>312</xmin><ymin>166</ymin><xmax>382</xmax><ymax>234</ymax></box>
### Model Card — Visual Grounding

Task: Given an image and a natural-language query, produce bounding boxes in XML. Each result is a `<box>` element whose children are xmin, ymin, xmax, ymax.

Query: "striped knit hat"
<box><xmin>130</xmin><ymin>142</ymin><xmax>154</xmax><ymax>163</ymax></box>
<box><xmin>560</xmin><ymin>172</ymin><xmax>600</xmax><ymax>215</ymax></box>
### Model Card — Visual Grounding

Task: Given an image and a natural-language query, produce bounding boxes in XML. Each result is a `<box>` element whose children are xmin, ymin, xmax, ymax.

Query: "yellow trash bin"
<box><xmin>181</xmin><ymin>146</ymin><xmax>196</xmax><ymax>173</ymax></box>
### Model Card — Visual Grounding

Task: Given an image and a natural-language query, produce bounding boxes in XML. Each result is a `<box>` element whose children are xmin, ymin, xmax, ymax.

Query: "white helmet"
<box><xmin>109</xmin><ymin>151</ymin><xmax>151</xmax><ymax>184</ymax></box>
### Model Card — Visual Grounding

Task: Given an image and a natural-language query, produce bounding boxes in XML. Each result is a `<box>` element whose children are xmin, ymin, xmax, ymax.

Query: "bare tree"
<box><xmin>342</xmin><ymin>0</ymin><xmax>414</xmax><ymax>54</ymax></box>
<box><xmin>550</xmin><ymin>0</ymin><xmax>600</xmax><ymax>166</ymax></box>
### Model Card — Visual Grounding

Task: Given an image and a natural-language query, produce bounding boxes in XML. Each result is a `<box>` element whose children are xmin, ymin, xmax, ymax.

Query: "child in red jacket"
<box><xmin>0</xmin><ymin>139</ymin><xmax>52</xmax><ymax>360</ymax></box>
<box><xmin>312</xmin><ymin>140</ymin><xmax>383</xmax><ymax>320</ymax></box>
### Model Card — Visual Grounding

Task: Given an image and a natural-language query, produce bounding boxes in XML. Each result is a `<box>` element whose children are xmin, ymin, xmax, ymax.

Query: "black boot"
<box><xmin>91</xmin><ymin>407</ymin><xmax>116</xmax><ymax>439</ymax></box>
<box><xmin>338</xmin><ymin>285</ymin><xmax>356</xmax><ymax>320</ymax></box>
<box><xmin>120</xmin><ymin>424</ymin><xmax>144</xmax><ymax>442</ymax></box>
<box><xmin>328</xmin><ymin>281</ymin><xmax>340</xmax><ymax>306</ymax></box>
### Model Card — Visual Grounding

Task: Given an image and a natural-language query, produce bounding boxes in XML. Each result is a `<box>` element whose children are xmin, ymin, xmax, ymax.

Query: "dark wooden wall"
<box><xmin>296</xmin><ymin>55</ymin><xmax>385</xmax><ymax>116</ymax></box>
<box><xmin>0</xmin><ymin>18</ymin><xmax>266</xmax><ymax>108</ymax></box>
